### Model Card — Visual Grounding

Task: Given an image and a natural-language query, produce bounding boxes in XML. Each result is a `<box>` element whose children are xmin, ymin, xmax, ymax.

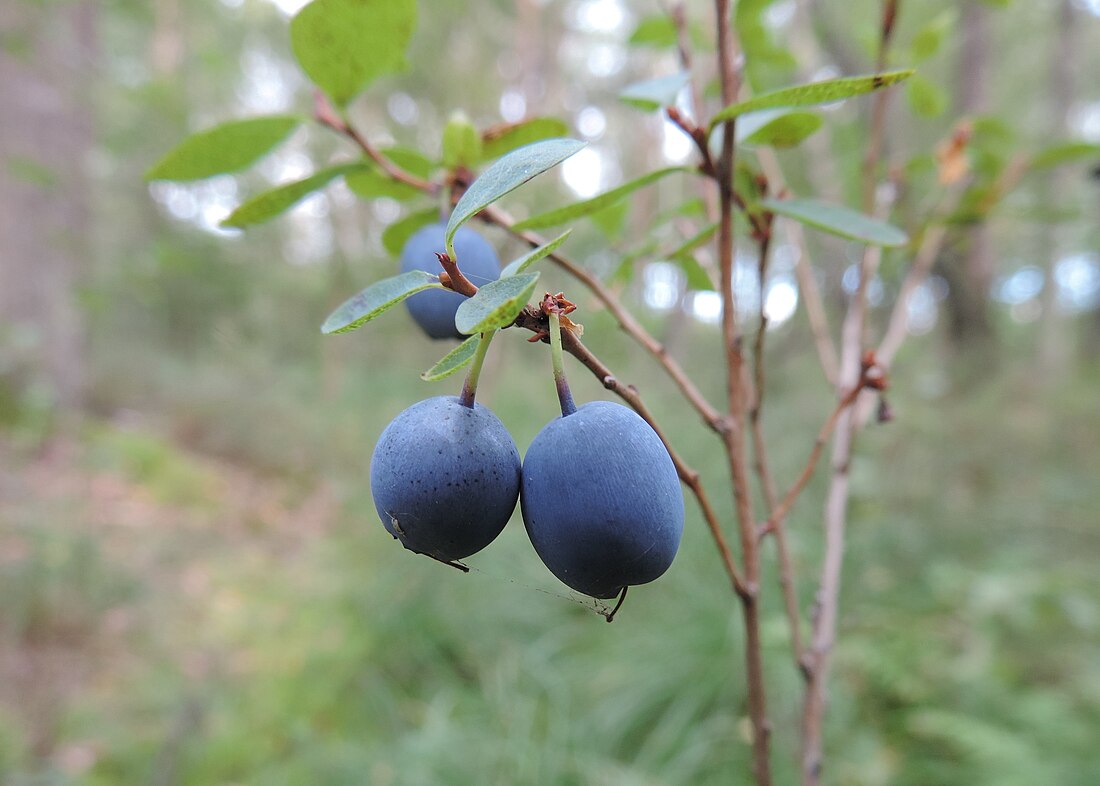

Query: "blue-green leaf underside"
<box><xmin>445</xmin><ymin>138</ymin><xmax>585</xmax><ymax>257</ymax></box>
<box><xmin>481</xmin><ymin>118</ymin><xmax>570</xmax><ymax>161</ymax></box>
<box><xmin>290</xmin><ymin>0</ymin><xmax>416</xmax><ymax>107</ymax></box>
<box><xmin>513</xmin><ymin>167</ymin><xmax>687</xmax><ymax>231</ymax></box>
<box><xmin>762</xmin><ymin>197</ymin><xmax>909</xmax><ymax>247</ymax></box>
<box><xmin>421</xmin><ymin>335</ymin><xmax>481</xmax><ymax>381</ymax></box>
<box><xmin>454</xmin><ymin>272</ymin><xmax>540</xmax><ymax>335</ymax></box>
<box><xmin>501</xmin><ymin>230</ymin><xmax>572</xmax><ymax>278</ymax></box>
<box><xmin>619</xmin><ymin>72</ymin><xmax>691</xmax><ymax>111</ymax></box>
<box><xmin>322</xmin><ymin>270</ymin><xmax>443</xmax><ymax>334</ymax></box>
<box><xmin>221</xmin><ymin>163</ymin><xmax>364</xmax><ymax>228</ymax></box>
<box><xmin>146</xmin><ymin>116</ymin><xmax>301</xmax><ymax>181</ymax></box>
<box><xmin>709</xmin><ymin>70</ymin><xmax>914</xmax><ymax>130</ymax></box>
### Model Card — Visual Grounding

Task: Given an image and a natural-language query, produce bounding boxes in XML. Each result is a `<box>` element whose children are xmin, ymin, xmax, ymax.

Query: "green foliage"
<box><xmin>290</xmin><ymin>0</ymin><xmax>417</xmax><ymax>107</ymax></box>
<box><xmin>709</xmin><ymin>70</ymin><xmax>915</xmax><ymax>129</ymax></box>
<box><xmin>453</xmin><ymin>272</ymin><xmax>540</xmax><ymax>335</ymax></box>
<box><xmin>500</xmin><ymin>230</ymin><xmax>572</xmax><ymax>278</ymax></box>
<box><xmin>442</xmin><ymin>111</ymin><xmax>482</xmax><ymax>169</ymax></box>
<box><xmin>145</xmin><ymin>116</ymin><xmax>301</xmax><ymax>181</ymax></box>
<box><xmin>421</xmin><ymin>335</ymin><xmax>480</xmax><ymax>381</ymax></box>
<box><xmin>222</xmin><ymin>163</ymin><xmax>364</xmax><ymax>228</ymax></box>
<box><xmin>513</xmin><ymin>168</ymin><xmax>687</xmax><ymax>231</ymax></box>
<box><xmin>444</xmin><ymin>138</ymin><xmax>585</xmax><ymax>258</ymax></box>
<box><xmin>321</xmin><ymin>271</ymin><xmax>444</xmax><ymax>334</ymax></box>
<box><xmin>906</xmin><ymin>74</ymin><xmax>948</xmax><ymax>118</ymax></box>
<box><xmin>382</xmin><ymin>208</ymin><xmax>439</xmax><ymax>256</ymax></box>
<box><xmin>619</xmin><ymin>72</ymin><xmax>691</xmax><ymax>111</ymax></box>
<box><xmin>910</xmin><ymin>9</ymin><xmax>958</xmax><ymax>63</ymax></box>
<box><xmin>735</xmin><ymin>0</ymin><xmax>797</xmax><ymax>91</ymax></box>
<box><xmin>762</xmin><ymin>197</ymin><xmax>910</xmax><ymax>247</ymax></box>
<box><xmin>480</xmin><ymin>118</ymin><xmax>569</xmax><ymax>162</ymax></box>
<box><xmin>1029</xmin><ymin>141</ymin><xmax>1100</xmax><ymax>169</ymax></box>
<box><xmin>737</xmin><ymin>110</ymin><xmax>824</xmax><ymax>148</ymax></box>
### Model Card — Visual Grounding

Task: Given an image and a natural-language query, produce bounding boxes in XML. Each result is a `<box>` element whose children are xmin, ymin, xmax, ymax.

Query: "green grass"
<box><xmin>2</xmin><ymin>298</ymin><xmax>1099</xmax><ymax>784</ymax></box>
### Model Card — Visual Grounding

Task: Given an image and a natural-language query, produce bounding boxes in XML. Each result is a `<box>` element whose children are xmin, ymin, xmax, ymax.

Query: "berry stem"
<box><xmin>459</xmin><ymin>330</ymin><xmax>495</xmax><ymax>408</ymax></box>
<box><xmin>550</xmin><ymin>312</ymin><xmax>577</xmax><ymax>416</ymax></box>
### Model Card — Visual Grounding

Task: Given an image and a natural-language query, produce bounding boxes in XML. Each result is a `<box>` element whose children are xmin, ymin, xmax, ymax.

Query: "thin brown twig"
<box><xmin>802</xmin><ymin>3</ymin><xmax>901</xmax><ymax>782</ymax></box>
<box><xmin>714</xmin><ymin>0</ymin><xmax>772</xmax><ymax>782</ymax></box>
<box><xmin>314</xmin><ymin>90</ymin><xmax>436</xmax><ymax>193</ymax></box>
<box><xmin>480</xmin><ymin>203</ymin><xmax>728</xmax><ymax>433</ymax></box>
<box><xmin>511</xmin><ymin>307</ymin><xmax>749</xmax><ymax>597</ymax></box>
<box><xmin>748</xmin><ymin>228</ymin><xmax>807</xmax><ymax>667</ymax></box>
<box><xmin>755</xmin><ymin>147</ymin><xmax>839</xmax><ymax>384</ymax></box>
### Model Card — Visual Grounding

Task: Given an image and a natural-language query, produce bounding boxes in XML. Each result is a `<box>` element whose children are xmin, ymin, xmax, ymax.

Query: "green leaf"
<box><xmin>321</xmin><ymin>271</ymin><xmax>443</xmax><ymax>334</ymax></box>
<box><xmin>513</xmin><ymin>167</ymin><xmax>686</xmax><ymax>231</ymax></box>
<box><xmin>421</xmin><ymin>335</ymin><xmax>480</xmax><ymax>381</ymax></box>
<box><xmin>454</xmin><ymin>272</ymin><xmax>540</xmax><ymax>335</ymax></box>
<box><xmin>345</xmin><ymin>168</ymin><xmax>422</xmax><ymax>201</ymax></box>
<box><xmin>385</xmin><ymin>147</ymin><xmax>436</xmax><ymax>179</ymax></box>
<box><xmin>290</xmin><ymin>0</ymin><xmax>416</xmax><ymax>107</ymax></box>
<box><xmin>736</xmin><ymin>0</ymin><xmax>797</xmax><ymax>92</ymax></box>
<box><xmin>762</xmin><ymin>197</ymin><xmax>909</xmax><ymax>247</ymax></box>
<box><xmin>589</xmin><ymin>198</ymin><xmax>630</xmax><ymax>240</ymax></box>
<box><xmin>221</xmin><ymin>163</ymin><xmax>363</xmax><ymax>229</ymax></box>
<box><xmin>500</xmin><ymin>231</ymin><xmax>572</xmax><ymax>278</ymax></box>
<box><xmin>1030</xmin><ymin>142</ymin><xmax>1100</xmax><ymax>169</ymax></box>
<box><xmin>382</xmin><ymin>208</ymin><xmax>439</xmax><ymax>256</ymax></box>
<box><xmin>738</xmin><ymin>110</ymin><xmax>823</xmax><ymax>148</ymax></box>
<box><xmin>628</xmin><ymin>14</ymin><xmax>709</xmax><ymax>50</ymax></box>
<box><xmin>910</xmin><ymin>9</ymin><xmax>957</xmax><ymax>63</ymax></box>
<box><xmin>445</xmin><ymin>138</ymin><xmax>585</xmax><ymax>257</ymax></box>
<box><xmin>668</xmin><ymin>223</ymin><xmax>718</xmax><ymax>259</ymax></box>
<box><xmin>906</xmin><ymin>74</ymin><xmax>947</xmax><ymax>118</ymax></box>
<box><xmin>146</xmin><ymin>116</ymin><xmax>301</xmax><ymax>181</ymax></box>
<box><xmin>709</xmin><ymin>70</ymin><xmax>914</xmax><ymax>130</ymax></box>
<box><xmin>481</xmin><ymin>118</ymin><xmax>570</xmax><ymax>161</ymax></box>
<box><xmin>611</xmin><ymin>240</ymin><xmax>659</xmax><ymax>285</ymax></box>
<box><xmin>673</xmin><ymin>253</ymin><xmax>715</xmax><ymax>291</ymax></box>
<box><xmin>442</xmin><ymin>112</ymin><xmax>482</xmax><ymax>169</ymax></box>
<box><xmin>620</xmin><ymin>72</ymin><xmax>691</xmax><ymax>112</ymax></box>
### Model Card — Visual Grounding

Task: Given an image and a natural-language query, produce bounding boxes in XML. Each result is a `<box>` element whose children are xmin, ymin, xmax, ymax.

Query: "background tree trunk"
<box><xmin>0</xmin><ymin>1</ymin><xmax>98</xmax><ymax>415</ymax></box>
<box><xmin>945</xmin><ymin>0</ymin><xmax>996</xmax><ymax>348</ymax></box>
<box><xmin>1037</xmin><ymin>0</ymin><xmax>1076</xmax><ymax>377</ymax></box>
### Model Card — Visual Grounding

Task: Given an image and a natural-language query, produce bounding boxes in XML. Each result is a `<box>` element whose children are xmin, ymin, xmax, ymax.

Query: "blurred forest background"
<box><xmin>2</xmin><ymin>0</ymin><xmax>1099</xmax><ymax>783</ymax></box>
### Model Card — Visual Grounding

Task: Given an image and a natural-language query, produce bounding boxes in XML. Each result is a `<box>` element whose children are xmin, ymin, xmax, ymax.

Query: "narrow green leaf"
<box><xmin>906</xmin><ymin>74</ymin><xmax>948</xmax><ymax>118</ymax></box>
<box><xmin>513</xmin><ymin>167</ymin><xmax>686</xmax><ymax>231</ymax></box>
<box><xmin>1030</xmin><ymin>142</ymin><xmax>1100</xmax><ymax>169</ymax></box>
<box><xmin>382</xmin><ymin>207</ymin><xmax>439</xmax><ymax>257</ymax></box>
<box><xmin>762</xmin><ymin>197</ymin><xmax>909</xmax><ymax>247</ymax></box>
<box><xmin>738</xmin><ymin>110</ymin><xmax>823</xmax><ymax>148</ymax></box>
<box><xmin>290</xmin><ymin>0</ymin><xmax>416</xmax><ymax>107</ymax></box>
<box><xmin>221</xmin><ymin>163</ymin><xmax>363</xmax><ymax>228</ymax></box>
<box><xmin>620</xmin><ymin>72</ymin><xmax>691</xmax><ymax>111</ymax></box>
<box><xmin>345</xmin><ymin>168</ymin><xmax>422</xmax><ymax>201</ymax></box>
<box><xmin>589</xmin><ymin>198</ymin><xmax>630</xmax><ymax>240</ymax></box>
<box><xmin>501</xmin><ymin>230</ymin><xmax>572</xmax><ymax>277</ymax></box>
<box><xmin>146</xmin><ymin>116</ymin><xmax>300</xmax><ymax>181</ymax></box>
<box><xmin>384</xmin><ymin>147</ymin><xmax>436</xmax><ymax>179</ymax></box>
<box><xmin>454</xmin><ymin>272</ymin><xmax>540</xmax><ymax>335</ymax></box>
<box><xmin>668</xmin><ymin>223</ymin><xmax>718</xmax><ymax>258</ymax></box>
<box><xmin>673</xmin><ymin>253</ymin><xmax>715</xmax><ymax>291</ymax></box>
<box><xmin>481</xmin><ymin>118</ymin><xmax>569</xmax><ymax>161</ymax></box>
<box><xmin>442</xmin><ymin>112</ymin><xmax>482</xmax><ymax>169</ymax></box>
<box><xmin>611</xmin><ymin>240</ymin><xmax>659</xmax><ymax>285</ymax></box>
<box><xmin>421</xmin><ymin>335</ymin><xmax>481</xmax><ymax>381</ymax></box>
<box><xmin>322</xmin><ymin>271</ymin><xmax>443</xmax><ymax>334</ymax></box>
<box><xmin>709</xmin><ymin>70</ymin><xmax>914</xmax><ymax>130</ymax></box>
<box><xmin>445</xmin><ymin>138</ymin><xmax>585</xmax><ymax>257</ymax></box>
